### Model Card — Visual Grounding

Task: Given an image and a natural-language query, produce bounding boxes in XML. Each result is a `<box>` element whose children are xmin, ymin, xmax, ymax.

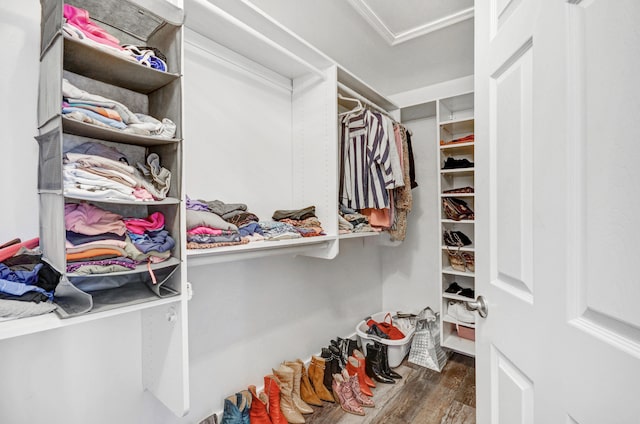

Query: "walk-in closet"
<box><xmin>1</xmin><ymin>0</ymin><xmax>639</xmax><ymax>423</ymax></box>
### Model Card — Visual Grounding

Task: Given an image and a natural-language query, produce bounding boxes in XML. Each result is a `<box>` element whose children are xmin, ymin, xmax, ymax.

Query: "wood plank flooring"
<box><xmin>304</xmin><ymin>353</ymin><xmax>476</xmax><ymax>424</ymax></box>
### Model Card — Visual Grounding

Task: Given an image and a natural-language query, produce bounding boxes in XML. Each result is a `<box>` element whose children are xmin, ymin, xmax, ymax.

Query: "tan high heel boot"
<box><xmin>283</xmin><ymin>361</ymin><xmax>314</xmax><ymax>414</ymax></box>
<box><xmin>308</xmin><ymin>356</ymin><xmax>335</xmax><ymax>402</ymax></box>
<box><xmin>295</xmin><ymin>359</ymin><xmax>323</xmax><ymax>407</ymax></box>
<box><xmin>272</xmin><ymin>364</ymin><xmax>305</xmax><ymax>424</ymax></box>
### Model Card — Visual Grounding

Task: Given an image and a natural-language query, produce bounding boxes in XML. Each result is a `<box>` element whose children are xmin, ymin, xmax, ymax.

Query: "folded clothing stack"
<box><xmin>63</xmin><ymin>141</ymin><xmax>171</xmax><ymax>202</ymax></box>
<box><xmin>62</xmin><ymin>79</ymin><xmax>177</xmax><ymax>138</ymax></box>
<box><xmin>62</xmin><ymin>4</ymin><xmax>169</xmax><ymax>71</ymax></box>
<box><xmin>269</xmin><ymin>206</ymin><xmax>325</xmax><ymax>239</ymax></box>
<box><xmin>65</xmin><ymin>203</ymin><xmax>174</xmax><ymax>275</ymax></box>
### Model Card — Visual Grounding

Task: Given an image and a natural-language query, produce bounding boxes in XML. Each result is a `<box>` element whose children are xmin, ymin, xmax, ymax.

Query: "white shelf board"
<box><xmin>441</xmin><ymin>193</ymin><xmax>475</xmax><ymax>198</ymax></box>
<box><xmin>439</xmin><ymin>117</ymin><xmax>475</xmax><ymax>126</ymax></box>
<box><xmin>62</xmin><ymin>117</ymin><xmax>181</xmax><ymax>147</ymax></box>
<box><xmin>440</xmin><ymin>167</ymin><xmax>475</xmax><ymax>175</ymax></box>
<box><xmin>441</xmin><ymin>245</ymin><xmax>475</xmax><ymax>252</ymax></box>
<box><xmin>442</xmin><ymin>315</ymin><xmax>476</xmax><ymax>329</ymax></box>
<box><xmin>0</xmin><ymin>295</ymin><xmax>182</xmax><ymax>341</ymax></box>
<box><xmin>439</xmin><ymin>141</ymin><xmax>474</xmax><ymax>150</ymax></box>
<box><xmin>63</xmin><ymin>36</ymin><xmax>181</xmax><ymax>94</ymax></box>
<box><xmin>443</xmin><ymin>292</ymin><xmax>476</xmax><ymax>302</ymax></box>
<box><xmin>441</xmin><ymin>219</ymin><xmax>475</xmax><ymax>224</ymax></box>
<box><xmin>339</xmin><ymin>231</ymin><xmax>380</xmax><ymax>239</ymax></box>
<box><xmin>186</xmin><ymin>235</ymin><xmax>337</xmax><ymax>266</ymax></box>
<box><xmin>442</xmin><ymin>333</ymin><xmax>475</xmax><ymax>356</ymax></box>
<box><xmin>442</xmin><ymin>266</ymin><xmax>475</xmax><ymax>277</ymax></box>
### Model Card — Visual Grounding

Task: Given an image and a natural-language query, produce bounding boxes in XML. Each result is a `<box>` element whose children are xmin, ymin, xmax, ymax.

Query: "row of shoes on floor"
<box><xmin>219</xmin><ymin>337</ymin><xmax>402</xmax><ymax>423</ymax></box>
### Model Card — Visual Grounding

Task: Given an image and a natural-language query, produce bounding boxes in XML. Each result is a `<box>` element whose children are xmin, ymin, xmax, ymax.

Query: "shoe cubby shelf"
<box><xmin>442</xmin><ymin>332</ymin><xmax>475</xmax><ymax>356</ymax></box>
<box><xmin>442</xmin><ymin>266</ymin><xmax>475</xmax><ymax>277</ymax></box>
<box><xmin>441</xmin><ymin>168</ymin><xmax>475</xmax><ymax>175</ymax></box>
<box><xmin>441</xmin><ymin>219</ymin><xmax>475</xmax><ymax>224</ymax></box>
<box><xmin>35</xmin><ymin>0</ymin><xmax>189</xmax><ymax>416</ymax></box>
<box><xmin>440</xmin><ymin>142</ymin><xmax>474</xmax><ymax>152</ymax></box>
<box><xmin>441</xmin><ymin>245</ymin><xmax>475</xmax><ymax>252</ymax></box>
<box><xmin>441</xmin><ymin>193</ymin><xmax>474</xmax><ymax>198</ymax></box>
<box><xmin>442</xmin><ymin>315</ymin><xmax>476</xmax><ymax>329</ymax></box>
<box><xmin>443</xmin><ymin>292</ymin><xmax>476</xmax><ymax>302</ymax></box>
<box><xmin>437</xmin><ymin>92</ymin><xmax>476</xmax><ymax>358</ymax></box>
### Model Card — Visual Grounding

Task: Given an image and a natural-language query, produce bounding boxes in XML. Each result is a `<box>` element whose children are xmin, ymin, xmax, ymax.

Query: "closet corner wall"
<box><xmin>30</xmin><ymin>0</ymin><xmax>190</xmax><ymax>416</ymax></box>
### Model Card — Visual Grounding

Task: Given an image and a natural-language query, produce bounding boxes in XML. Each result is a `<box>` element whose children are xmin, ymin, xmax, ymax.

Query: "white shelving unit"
<box><xmin>437</xmin><ymin>92</ymin><xmax>476</xmax><ymax>357</ymax></box>
<box><xmin>183</xmin><ymin>0</ymin><xmax>340</xmax><ymax>266</ymax></box>
<box><xmin>27</xmin><ymin>0</ymin><xmax>189</xmax><ymax>416</ymax></box>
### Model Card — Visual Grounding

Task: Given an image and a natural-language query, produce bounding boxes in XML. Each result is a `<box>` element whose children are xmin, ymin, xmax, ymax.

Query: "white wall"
<box><xmin>381</xmin><ymin>117</ymin><xmax>441</xmax><ymax>314</ymax></box>
<box><xmin>0</xmin><ymin>2</ymin><xmax>385</xmax><ymax>423</ymax></box>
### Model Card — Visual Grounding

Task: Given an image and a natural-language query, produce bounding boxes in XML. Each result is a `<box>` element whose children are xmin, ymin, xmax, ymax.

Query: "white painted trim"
<box><xmin>348</xmin><ymin>0</ymin><xmax>474</xmax><ymax>45</ymax></box>
<box><xmin>347</xmin><ymin>0</ymin><xmax>396</xmax><ymax>44</ymax></box>
<box><xmin>392</xmin><ymin>7</ymin><xmax>474</xmax><ymax>46</ymax></box>
<box><xmin>388</xmin><ymin>75</ymin><xmax>474</xmax><ymax>108</ymax></box>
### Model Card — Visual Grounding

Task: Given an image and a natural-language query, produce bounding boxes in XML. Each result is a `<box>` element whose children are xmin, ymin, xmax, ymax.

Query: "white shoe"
<box><xmin>447</xmin><ymin>301</ymin><xmax>475</xmax><ymax>324</ymax></box>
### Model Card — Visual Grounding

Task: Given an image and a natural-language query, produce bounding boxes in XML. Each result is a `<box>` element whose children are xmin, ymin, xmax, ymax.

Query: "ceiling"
<box><xmin>238</xmin><ymin>0</ymin><xmax>475</xmax><ymax>96</ymax></box>
<box><xmin>347</xmin><ymin>0</ymin><xmax>474</xmax><ymax>46</ymax></box>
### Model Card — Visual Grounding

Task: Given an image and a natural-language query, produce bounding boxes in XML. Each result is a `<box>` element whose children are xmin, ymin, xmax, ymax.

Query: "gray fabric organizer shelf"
<box><xmin>36</xmin><ymin>0</ymin><xmax>185</xmax><ymax>318</ymax></box>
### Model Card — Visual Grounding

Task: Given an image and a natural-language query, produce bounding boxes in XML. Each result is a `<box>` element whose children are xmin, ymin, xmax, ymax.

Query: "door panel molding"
<box><xmin>491</xmin><ymin>345</ymin><xmax>534</xmax><ymax>424</ymax></box>
<box><xmin>490</xmin><ymin>40</ymin><xmax>534</xmax><ymax>304</ymax></box>
<box><xmin>566</xmin><ymin>0</ymin><xmax>640</xmax><ymax>354</ymax></box>
<box><xmin>570</xmin><ymin>310</ymin><xmax>640</xmax><ymax>360</ymax></box>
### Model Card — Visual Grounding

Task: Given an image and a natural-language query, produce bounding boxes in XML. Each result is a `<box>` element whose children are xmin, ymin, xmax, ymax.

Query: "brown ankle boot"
<box><xmin>264</xmin><ymin>375</ymin><xmax>287</xmax><ymax>424</ymax></box>
<box><xmin>308</xmin><ymin>356</ymin><xmax>335</xmax><ymax>402</ymax></box>
<box><xmin>272</xmin><ymin>364</ymin><xmax>305</xmax><ymax>423</ymax></box>
<box><xmin>284</xmin><ymin>361</ymin><xmax>315</xmax><ymax>414</ymax></box>
<box><xmin>296</xmin><ymin>359</ymin><xmax>323</xmax><ymax>407</ymax></box>
<box><xmin>249</xmin><ymin>385</ymin><xmax>273</xmax><ymax>424</ymax></box>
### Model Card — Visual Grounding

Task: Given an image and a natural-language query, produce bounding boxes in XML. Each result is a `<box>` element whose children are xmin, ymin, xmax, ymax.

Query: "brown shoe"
<box><xmin>294</xmin><ymin>359</ymin><xmax>323</xmax><ymax>407</ymax></box>
<box><xmin>308</xmin><ymin>356</ymin><xmax>335</xmax><ymax>402</ymax></box>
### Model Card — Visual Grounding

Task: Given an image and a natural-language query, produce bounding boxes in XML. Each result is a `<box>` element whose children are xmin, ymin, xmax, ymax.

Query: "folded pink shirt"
<box><xmin>187</xmin><ymin>226</ymin><xmax>223</xmax><ymax>236</ymax></box>
<box><xmin>64</xmin><ymin>5</ymin><xmax>123</xmax><ymax>50</ymax></box>
<box><xmin>65</xmin><ymin>203</ymin><xmax>126</xmax><ymax>236</ymax></box>
<box><xmin>123</xmin><ymin>212</ymin><xmax>165</xmax><ymax>234</ymax></box>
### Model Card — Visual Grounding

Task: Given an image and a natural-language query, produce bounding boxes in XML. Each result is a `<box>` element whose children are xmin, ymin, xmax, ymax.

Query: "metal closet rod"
<box><xmin>337</xmin><ymin>82</ymin><xmax>398</xmax><ymax>121</ymax></box>
<box><xmin>192</xmin><ymin>0</ymin><xmax>326</xmax><ymax>81</ymax></box>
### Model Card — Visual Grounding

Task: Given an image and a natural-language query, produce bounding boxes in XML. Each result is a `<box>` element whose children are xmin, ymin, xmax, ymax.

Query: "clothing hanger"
<box><xmin>338</xmin><ymin>93</ymin><xmax>363</xmax><ymax>117</ymax></box>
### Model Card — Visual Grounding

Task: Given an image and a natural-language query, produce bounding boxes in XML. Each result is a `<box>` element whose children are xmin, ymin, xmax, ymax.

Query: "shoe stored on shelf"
<box><xmin>442</xmin><ymin>157</ymin><xmax>474</xmax><ymax>169</ymax></box>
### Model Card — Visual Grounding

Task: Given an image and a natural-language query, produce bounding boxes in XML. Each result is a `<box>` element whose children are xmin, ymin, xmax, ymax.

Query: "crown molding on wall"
<box><xmin>347</xmin><ymin>0</ymin><xmax>474</xmax><ymax>46</ymax></box>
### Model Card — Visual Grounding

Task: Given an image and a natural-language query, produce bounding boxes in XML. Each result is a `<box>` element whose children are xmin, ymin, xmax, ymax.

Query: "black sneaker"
<box><xmin>442</xmin><ymin>157</ymin><xmax>474</xmax><ymax>169</ymax></box>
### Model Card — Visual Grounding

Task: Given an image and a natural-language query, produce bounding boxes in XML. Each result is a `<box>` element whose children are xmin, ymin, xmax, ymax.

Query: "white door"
<box><xmin>475</xmin><ymin>0</ymin><xmax>640</xmax><ymax>423</ymax></box>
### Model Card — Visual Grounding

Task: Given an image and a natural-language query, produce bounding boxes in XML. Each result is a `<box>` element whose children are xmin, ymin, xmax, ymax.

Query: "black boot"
<box><xmin>364</xmin><ymin>344</ymin><xmax>395</xmax><ymax>384</ymax></box>
<box><xmin>375</xmin><ymin>342</ymin><xmax>402</xmax><ymax>379</ymax></box>
<box><xmin>321</xmin><ymin>347</ymin><xmax>342</xmax><ymax>392</ymax></box>
<box><xmin>328</xmin><ymin>345</ymin><xmax>346</xmax><ymax>369</ymax></box>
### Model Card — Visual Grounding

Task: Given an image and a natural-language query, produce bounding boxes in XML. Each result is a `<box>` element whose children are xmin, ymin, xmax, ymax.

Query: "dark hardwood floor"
<box><xmin>304</xmin><ymin>353</ymin><xmax>476</xmax><ymax>424</ymax></box>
